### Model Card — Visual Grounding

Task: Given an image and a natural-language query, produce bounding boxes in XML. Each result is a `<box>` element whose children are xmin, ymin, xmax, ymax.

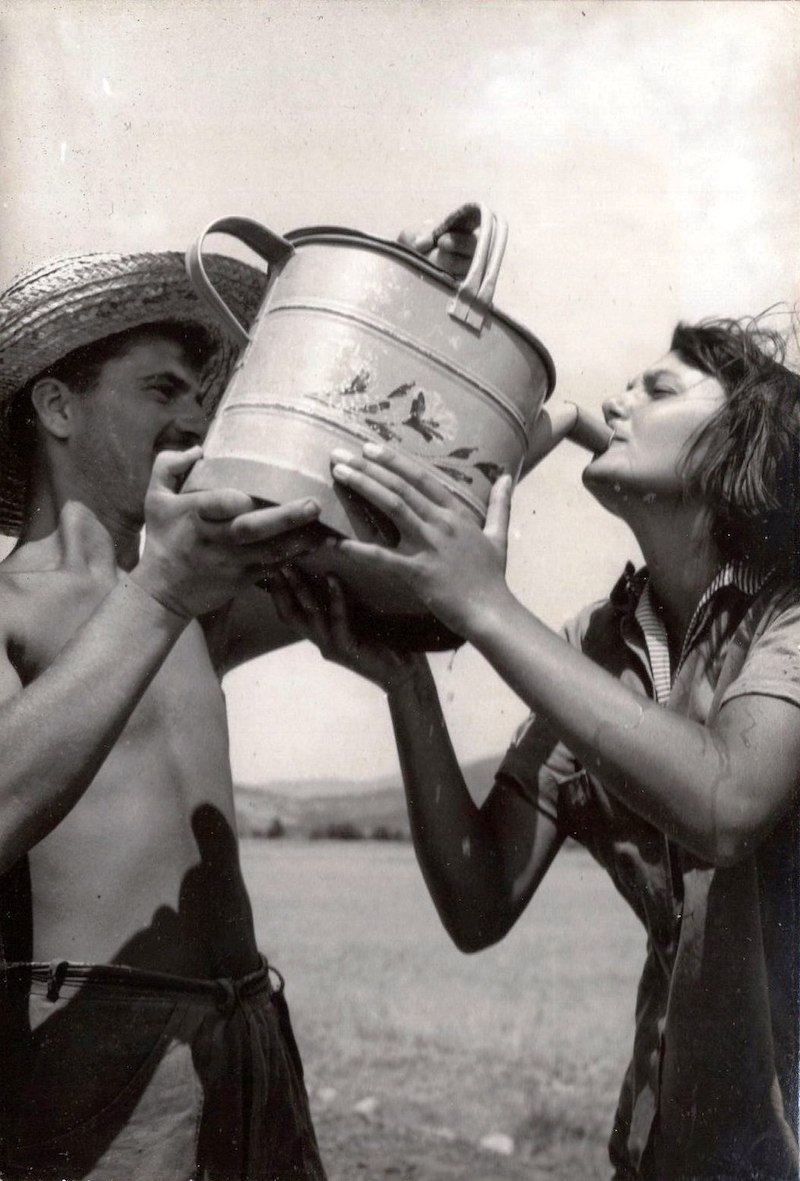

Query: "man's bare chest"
<box><xmin>8</xmin><ymin>574</ymin><xmax>227</xmax><ymax>738</ymax></box>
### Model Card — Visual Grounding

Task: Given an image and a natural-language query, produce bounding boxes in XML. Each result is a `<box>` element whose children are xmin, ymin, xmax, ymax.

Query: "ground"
<box><xmin>315</xmin><ymin>1107</ymin><xmax>558</xmax><ymax>1180</ymax></box>
<box><xmin>242</xmin><ymin>839</ymin><xmax>643</xmax><ymax>1180</ymax></box>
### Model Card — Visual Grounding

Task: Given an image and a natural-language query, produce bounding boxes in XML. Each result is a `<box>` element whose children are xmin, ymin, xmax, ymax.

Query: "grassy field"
<box><xmin>241</xmin><ymin>839</ymin><xmax>645</xmax><ymax>1179</ymax></box>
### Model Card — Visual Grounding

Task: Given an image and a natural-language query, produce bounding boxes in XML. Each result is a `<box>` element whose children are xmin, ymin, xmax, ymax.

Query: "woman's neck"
<box><xmin>632</xmin><ymin>504</ymin><xmax>722</xmax><ymax>650</ymax></box>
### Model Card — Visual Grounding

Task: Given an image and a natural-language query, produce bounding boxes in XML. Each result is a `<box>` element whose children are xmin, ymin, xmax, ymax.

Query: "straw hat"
<box><xmin>0</xmin><ymin>250</ymin><xmax>266</xmax><ymax>535</ymax></box>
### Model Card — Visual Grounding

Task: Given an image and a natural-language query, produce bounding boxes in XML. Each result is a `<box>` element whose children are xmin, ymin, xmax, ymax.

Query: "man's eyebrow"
<box><xmin>139</xmin><ymin>370</ymin><xmax>194</xmax><ymax>393</ymax></box>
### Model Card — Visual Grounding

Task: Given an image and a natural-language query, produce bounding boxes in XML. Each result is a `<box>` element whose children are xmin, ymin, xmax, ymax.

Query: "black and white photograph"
<box><xmin>0</xmin><ymin>2</ymin><xmax>798</xmax><ymax>1178</ymax></box>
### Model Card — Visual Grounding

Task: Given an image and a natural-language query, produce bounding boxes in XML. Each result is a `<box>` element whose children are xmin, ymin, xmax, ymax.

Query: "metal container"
<box><xmin>184</xmin><ymin>205</ymin><xmax>559</xmax><ymax>648</ymax></box>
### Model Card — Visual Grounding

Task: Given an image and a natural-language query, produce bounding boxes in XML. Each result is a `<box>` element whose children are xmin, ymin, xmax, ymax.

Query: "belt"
<box><xmin>0</xmin><ymin>955</ymin><xmax>284</xmax><ymax>1013</ymax></box>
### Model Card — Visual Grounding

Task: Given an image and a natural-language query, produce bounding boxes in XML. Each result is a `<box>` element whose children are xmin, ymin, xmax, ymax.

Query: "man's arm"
<box><xmin>0</xmin><ymin>578</ymin><xmax>188</xmax><ymax>873</ymax></box>
<box><xmin>202</xmin><ymin>585</ymin><xmax>302</xmax><ymax>676</ymax></box>
<box><xmin>0</xmin><ymin>448</ymin><xmax>322</xmax><ymax>873</ymax></box>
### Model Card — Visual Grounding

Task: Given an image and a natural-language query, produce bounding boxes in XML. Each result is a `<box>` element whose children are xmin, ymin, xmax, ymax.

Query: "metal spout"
<box><xmin>525</xmin><ymin>399</ymin><xmax>613</xmax><ymax>472</ymax></box>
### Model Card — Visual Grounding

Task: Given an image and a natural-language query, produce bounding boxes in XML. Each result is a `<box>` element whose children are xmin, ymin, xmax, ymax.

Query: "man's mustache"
<box><xmin>154</xmin><ymin>430</ymin><xmax>205</xmax><ymax>451</ymax></box>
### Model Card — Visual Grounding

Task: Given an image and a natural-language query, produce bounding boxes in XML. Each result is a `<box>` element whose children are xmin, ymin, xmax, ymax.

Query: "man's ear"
<box><xmin>30</xmin><ymin>378</ymin><xmax>75</xmax><ymax>440</ymax></box>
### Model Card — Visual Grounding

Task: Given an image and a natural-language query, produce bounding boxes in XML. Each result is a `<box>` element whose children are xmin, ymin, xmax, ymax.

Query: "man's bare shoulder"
<box><xmin>0</xmin><ymin>545</ymin><xmax>117</xmax><ymax>683</ymax></box>
<box><xmin>0</xmin><ymin>545</ymin><xmax>70</xmax><ymax>605</ymax></box>
<box><xmin>0</xmin><ymin>549</ymin><xmax>48</xmax><ymax>689</ymax></box>
<box><xmin>0</xmin><ymin>550</ymin><xmax>38</xmax><ymax>615</ymax></box>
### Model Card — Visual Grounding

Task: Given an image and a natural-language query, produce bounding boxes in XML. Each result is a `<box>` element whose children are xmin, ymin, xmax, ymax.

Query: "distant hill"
<box><xmin>234</xmin><ymin>752</ymin><xmax>502</xmax><ymax>839</ymax></box>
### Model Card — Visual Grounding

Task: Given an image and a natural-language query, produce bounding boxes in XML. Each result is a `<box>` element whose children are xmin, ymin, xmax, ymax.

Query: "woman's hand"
<box><xmin>267</xmin><ymin>565</ymin><xmax>420</xmax><ymax>693</ymax></box>
<box><xmin>330</xmin><ymin>444</ymin><xmax>515</xmax><ymax>640</ymax></box>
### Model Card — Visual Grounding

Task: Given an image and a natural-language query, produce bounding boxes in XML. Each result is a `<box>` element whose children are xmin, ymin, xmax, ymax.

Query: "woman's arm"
<box><xmin>387</xmin><ymin>657</ymin><xmax>564</xmax><ymax>950</ymax></box>
<box><xmin>268</xmin><ymin>568</ymin><xmax>563</xmax><ymax>949</ymax></box>
<box><xmin>468</xmin><ymin>585</ymin><xmax>800</xmax><ymax>865</ymax></box>
<box><xmin>329</xmin><ymin>444</ymin><xmax>800</xmax><ymax>866</ymax></box>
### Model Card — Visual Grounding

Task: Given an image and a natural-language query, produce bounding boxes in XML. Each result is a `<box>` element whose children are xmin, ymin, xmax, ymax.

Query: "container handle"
<box><xmin>185</xmin><ymin>216</ymin><xmax>295</xmax><ymax>348</ymax></box>
<box><xmin>421</xmin><ymin>202</ymin><xmax>509</xmax><ymax>332</ymax></box>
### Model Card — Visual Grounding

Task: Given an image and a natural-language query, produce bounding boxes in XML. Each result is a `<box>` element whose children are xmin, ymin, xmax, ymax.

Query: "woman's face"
<box><xmin>582</xmin><ymin>351</ymin><xmax>726</xmax><ymax>518</ymax></box>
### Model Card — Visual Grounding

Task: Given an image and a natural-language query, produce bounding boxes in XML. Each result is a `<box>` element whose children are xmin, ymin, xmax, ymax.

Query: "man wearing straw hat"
<box><xmin>0</xmin><ymin>248</ymin><xmax>334</xmax><ymax>1180</ymax></box>
<box><xmin>0</xmin><ymin>221</ymin><xmax>475</xmax><ymax>1180</ymax></box>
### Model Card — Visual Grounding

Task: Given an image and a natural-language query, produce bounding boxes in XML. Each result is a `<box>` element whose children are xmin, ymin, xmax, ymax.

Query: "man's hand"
<box><xmin>266</xmin><ymin>566</ymin><xmax>419</xmax><ymax>693</ymax></box>
<box><xmin>131</xmin><ymin>447</ymin><xmax>323</xmax><ymax>618</ymax></box>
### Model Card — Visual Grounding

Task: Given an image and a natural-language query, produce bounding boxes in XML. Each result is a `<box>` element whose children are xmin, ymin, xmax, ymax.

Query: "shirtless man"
<box><xmin>0</xmin><ymin>250</ymin><xmax>329</xmax><ymax>1180</ymax></box>
<box><xmin>0</xmin><ymin>222</ymin><xmax>474</xmax><ymax>1181</ymax></box>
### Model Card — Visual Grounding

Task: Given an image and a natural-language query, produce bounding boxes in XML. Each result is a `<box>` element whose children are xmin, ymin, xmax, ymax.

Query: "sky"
<box><xmin>1</xmin><ymin>0</ymin><xmax>798</xmax><ymax>787</ymax></box>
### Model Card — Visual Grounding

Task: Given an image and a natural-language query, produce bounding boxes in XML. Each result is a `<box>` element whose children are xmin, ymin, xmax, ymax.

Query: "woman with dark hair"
<box><xmin>671</xmin><ymin>320</ymin><xmax>800</xmax><ymax>579</ymax></box>
<box><xmin>273</xmin><ymin>318</ymin><xmax>800</xmax><ymax>1180</ymax></box>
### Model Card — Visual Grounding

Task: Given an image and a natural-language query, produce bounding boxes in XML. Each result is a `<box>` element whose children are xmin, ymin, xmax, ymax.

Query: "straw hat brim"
<box><xmin>0</xmin><ymin>250</ymin><xmax>266</xmax><ymax>536</ymax></box>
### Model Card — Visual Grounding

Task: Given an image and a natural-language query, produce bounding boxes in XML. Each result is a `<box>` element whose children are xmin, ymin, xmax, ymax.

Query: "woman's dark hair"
<box><xmin>675</xmin><ymin>317</ymin><xmax>800</xmax><ymax>578</ymax></box>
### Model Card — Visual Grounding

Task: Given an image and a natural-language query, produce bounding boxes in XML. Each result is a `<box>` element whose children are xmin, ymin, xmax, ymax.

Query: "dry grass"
<box><xmin>241</xmin><ymin>839</ymin><xmax>644</xmax><ymax>1177</ymax></box>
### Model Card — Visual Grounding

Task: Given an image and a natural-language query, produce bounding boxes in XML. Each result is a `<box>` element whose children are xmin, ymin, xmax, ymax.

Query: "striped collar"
<box><xmin>620</xmin><ymin>562</ymin><xmax>769</xmax><ymax>705</ymax></box>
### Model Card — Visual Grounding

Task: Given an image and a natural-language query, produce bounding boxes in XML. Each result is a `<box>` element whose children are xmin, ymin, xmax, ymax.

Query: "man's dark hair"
<box><xmin>31</xmin><ymin>319</ymin><xmax>217</xmax><ymax>395</ymax></box>
<box><xmin>675</xmin><ymin>317</ymin><xmax>800</xmax><ymax>578</ymax></box>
